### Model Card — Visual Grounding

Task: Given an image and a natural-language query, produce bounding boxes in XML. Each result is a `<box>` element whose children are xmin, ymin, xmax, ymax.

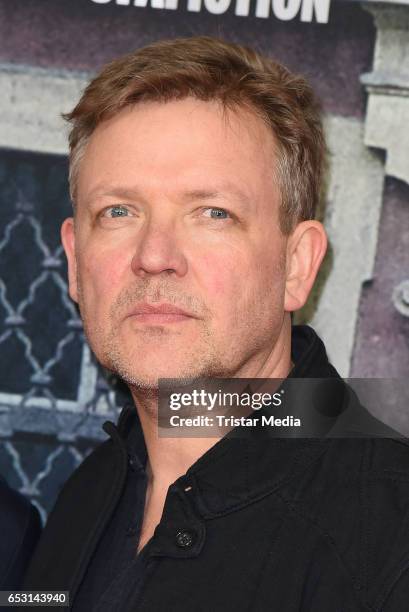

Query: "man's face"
<box><xmin>62</xmin><ymin>98</ymin><xmax>290</xmax><ymax>388</ymax></box>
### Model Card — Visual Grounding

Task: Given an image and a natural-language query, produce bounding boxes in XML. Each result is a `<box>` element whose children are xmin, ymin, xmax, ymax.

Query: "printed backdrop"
<box><xmin>0</xmin><ymin>0</ymin><xmax>408</xmax><ymax>520</ymax></box>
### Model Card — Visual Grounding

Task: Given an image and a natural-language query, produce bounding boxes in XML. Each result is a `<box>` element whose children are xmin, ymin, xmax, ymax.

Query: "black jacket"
<box><xmin>23</xmin><ymin>326</ymin><xmax>409</xmax><ymax>611</ymax></box>
<box><xmin>0</xmin><ymin>476</ymin><xmax>42</xmax><ymax>590</ymax></box>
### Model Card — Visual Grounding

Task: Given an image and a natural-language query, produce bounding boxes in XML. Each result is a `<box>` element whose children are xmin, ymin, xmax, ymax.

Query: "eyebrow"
<box><xmin>83</xmin><ymin>183</ymin><xmax>250</xmax><ymax>211</ymax></box>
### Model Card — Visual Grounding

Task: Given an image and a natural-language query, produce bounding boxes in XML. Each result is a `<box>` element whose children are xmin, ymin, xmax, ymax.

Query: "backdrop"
<box><xmin>0</xmin><ymin>0</ymin><xmax>408</xmax><ymax>522</ymax></box>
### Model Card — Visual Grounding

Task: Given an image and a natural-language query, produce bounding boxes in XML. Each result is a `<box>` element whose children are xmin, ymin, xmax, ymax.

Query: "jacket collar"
<box><xmin>105</xmin><ymin>325</ymin><xmax>338</xmax><ymax>517</ymax></box>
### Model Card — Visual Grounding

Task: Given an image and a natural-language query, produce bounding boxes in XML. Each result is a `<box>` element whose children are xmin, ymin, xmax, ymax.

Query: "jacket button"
<box><xmin>175</xmin><ymin>530</ymin><xmax>194</xmax><ymax>548</ymax></box>
<box><xmin>128</xmin><ymin>456</ymin><xmax>137</xmax><ymax>471</ymax></box>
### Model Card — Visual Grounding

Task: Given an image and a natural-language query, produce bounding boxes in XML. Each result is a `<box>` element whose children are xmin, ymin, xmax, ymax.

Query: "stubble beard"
<box><xmin>78</xmin><ymin>293</ymin><xmax>233</xmax><ymax>396</ymax></box>
<box><xmin>99</xmin><ymin>321</ymin><xmax>234</xmax><ymax>394</ymax></box>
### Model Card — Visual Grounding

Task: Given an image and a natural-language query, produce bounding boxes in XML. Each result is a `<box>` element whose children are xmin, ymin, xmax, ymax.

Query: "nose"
<box><xmin>130</xmin><ymin>216</ymin><xmax>188</xmax><ymax>279</ymax></box>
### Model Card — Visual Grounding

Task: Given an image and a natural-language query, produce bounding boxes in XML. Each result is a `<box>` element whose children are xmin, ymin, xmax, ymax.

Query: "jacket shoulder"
<box><xmin>362</xmin><ymin>438</ymin><xmax>409</xmax><ymax>607</ymax></box>
<box><xmin>282</xmin><ymin>437</ymin><xmax>409</xmax><ymax>609</ymax></box>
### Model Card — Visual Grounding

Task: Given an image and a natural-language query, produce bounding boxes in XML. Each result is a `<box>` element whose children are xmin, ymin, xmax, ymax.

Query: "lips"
<box><xmin>128</xmin><ymin>302</ymin><xmax>195</xmax><ymax>318</ymax></box>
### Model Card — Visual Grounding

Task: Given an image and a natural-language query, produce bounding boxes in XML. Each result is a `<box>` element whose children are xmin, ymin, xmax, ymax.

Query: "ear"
<box><xmin>284</xmin><ymin>220</ymin><xmax>327</xmax><ymax>312</ymax></box>
<box><xmin>61</xmin><ymin>217</ymin><xmax>79</xmax><ymax>304</ymax></box>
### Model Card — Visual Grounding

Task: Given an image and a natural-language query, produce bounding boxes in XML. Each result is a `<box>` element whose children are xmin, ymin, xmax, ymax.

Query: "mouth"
<box><xmin>129</xmin><ymin>313</ymin><xmax>192</xmax><ymax>324</ymax></box>
<box><xmin>127</xmin><ymin>302</ymin><xmax>196</xmax><ymax>325</ymax></box>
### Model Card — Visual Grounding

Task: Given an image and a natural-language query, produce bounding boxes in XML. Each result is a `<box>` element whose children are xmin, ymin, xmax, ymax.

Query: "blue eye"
<box><xmin>204</xmin><ymin>208</ymin><xmax>230</xmax><ymax>220</ymax></box>
<box><xmin>106</xmin><ymin>206</ymin><xmax>129</xmax><ymax>218</ymax></box>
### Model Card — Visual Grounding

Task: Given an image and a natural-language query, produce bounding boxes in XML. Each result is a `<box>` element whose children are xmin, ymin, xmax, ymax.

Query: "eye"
<box><xmin>102</xmin><ymin>205</ymin><xmax>132</xmax><ymax>218</ymax></box>
<box><xmin>202</xmin><ymin>207</ymin><xmax>230</xmax><ymax>220</ymax></box>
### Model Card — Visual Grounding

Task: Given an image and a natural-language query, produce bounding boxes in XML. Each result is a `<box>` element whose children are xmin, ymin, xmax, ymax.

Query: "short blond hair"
<box><xmin>64</xmin><ymin>35</ymin><xmax>327</xmax><ymax>234</ymax></box>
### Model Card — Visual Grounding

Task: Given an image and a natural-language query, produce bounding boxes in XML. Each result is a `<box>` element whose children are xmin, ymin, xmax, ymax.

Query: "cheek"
<box><xmin>205</xmin><ymin>243</ymin><xmax>286</xmax><ymax>324</ymax></box>
<box><xmin>197</xmin><ymin>251</ymin><xmax>242</xmax><ymax>299</ymax></box>
<box><xmin>196</xmin><ymin>250</ymin><xmax>255</xmax><ymax>329</ymax></box>
<box><xmin>78</xmin><ymin>244</ymin><xmax>129</xmax><ymax>308</ymax></box>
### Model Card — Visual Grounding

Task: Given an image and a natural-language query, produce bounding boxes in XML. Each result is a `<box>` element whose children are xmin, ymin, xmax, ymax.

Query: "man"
<box><xmin>23</xmin><ymin>36</ymin><xmax>409</xmax><ymax>610</ymax></box>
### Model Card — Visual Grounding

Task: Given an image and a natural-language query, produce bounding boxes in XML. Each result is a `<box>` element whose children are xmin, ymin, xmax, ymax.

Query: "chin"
<box><xmin>110</xmin><ymin>361</ymin><xmax>204</xmax><ymax>391</ymax></box>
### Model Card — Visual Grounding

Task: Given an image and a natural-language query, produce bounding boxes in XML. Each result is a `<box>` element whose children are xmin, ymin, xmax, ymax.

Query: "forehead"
<box><xmin>76</xmin><ymin>97</ymin><xmax>278</xmax><ymax>206</ymax></box>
